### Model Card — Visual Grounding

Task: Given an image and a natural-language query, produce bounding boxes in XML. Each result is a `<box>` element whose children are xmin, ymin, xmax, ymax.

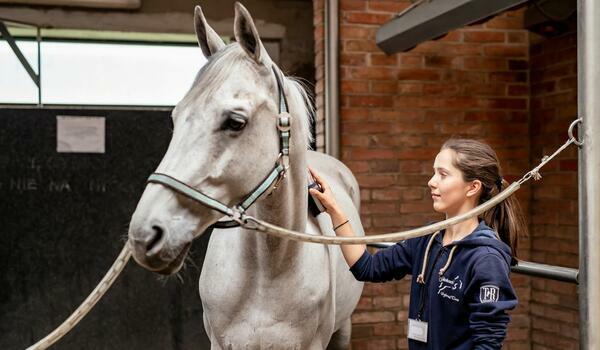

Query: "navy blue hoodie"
<box><xmin>350</xmin><ymin>221</ymin><xmax>517</xmax><ymax>349</ymax></box>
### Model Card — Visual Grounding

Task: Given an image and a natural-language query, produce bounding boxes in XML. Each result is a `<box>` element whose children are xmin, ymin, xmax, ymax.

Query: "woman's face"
<box><xmin>428</xmin><ymin>148</ymin><xmax>477</xmax><ymax>215</ymax></box>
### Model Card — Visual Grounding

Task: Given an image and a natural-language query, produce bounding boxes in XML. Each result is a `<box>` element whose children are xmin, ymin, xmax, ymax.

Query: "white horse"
<box><xmin>128</xmin><ymin>3</ymin><xmax>364</xmax><ymax>349</ymax></box>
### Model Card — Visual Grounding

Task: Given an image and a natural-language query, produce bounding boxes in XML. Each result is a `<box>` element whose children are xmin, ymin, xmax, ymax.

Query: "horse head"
<box><xmin>127</xmin><ymin>2</ymin><xmax>311</xmax><ymax>275</ymax></box>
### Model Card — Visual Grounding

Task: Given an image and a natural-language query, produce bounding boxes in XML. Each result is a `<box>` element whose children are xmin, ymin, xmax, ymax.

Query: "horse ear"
<box><xmin>194</xmin><ymin>5</ymin><xmax>225</xmax><ymax>58</ymax></box>
<box><xmin>233</xmin><ymin>2</ymin><xmax>271</xmax><ymax>65</ymax></box>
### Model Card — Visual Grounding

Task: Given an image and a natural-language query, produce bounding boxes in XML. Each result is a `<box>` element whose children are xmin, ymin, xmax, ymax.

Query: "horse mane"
<box><xmin>192</xmin><ymin>44</ymin><xmax>315</xmax><ymax>150</ymax></box>
<box><xmin>283</xmin><ymin>73</ymin><xmax>315</xmax><ymax>151</ymax></box>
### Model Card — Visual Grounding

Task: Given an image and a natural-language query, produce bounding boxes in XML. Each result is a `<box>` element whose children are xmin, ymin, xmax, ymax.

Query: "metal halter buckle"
<box><xmin>277</xmin><ymin>112</ymin><xmax>291</xmax><ymax>132</ymax></box>
<box><xmin>230</xmin><ymin>206</ymin><xmax>246</xmax><ymax>225</ymax></box>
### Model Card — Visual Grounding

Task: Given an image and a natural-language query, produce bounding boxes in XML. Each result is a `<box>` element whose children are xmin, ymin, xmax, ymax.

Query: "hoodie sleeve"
<box><xmin>467</xmin><ymin>254</ymin><xmax>518</xmax><ymax>349</ymax></box>
<box><xmin>349</xmin><ymin>239</ymin><xmax>414</xmax><ymax>282</ymax></box>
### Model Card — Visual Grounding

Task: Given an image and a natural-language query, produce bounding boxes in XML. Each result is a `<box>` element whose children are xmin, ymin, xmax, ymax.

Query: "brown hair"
<box><xmin>441</xmin><ymin>138</ymin><xmax>527</xmax><ymax>258</ymax></box>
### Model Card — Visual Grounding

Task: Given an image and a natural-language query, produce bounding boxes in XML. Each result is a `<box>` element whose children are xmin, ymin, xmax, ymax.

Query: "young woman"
<box><xmin>309</xmin><ymin>138</ymin><xmax>526</xmax><ymax>349</ymax></box>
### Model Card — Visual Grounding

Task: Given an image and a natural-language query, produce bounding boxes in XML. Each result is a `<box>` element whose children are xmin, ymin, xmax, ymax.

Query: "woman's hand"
<box><xmin>308</xmin><ymin>167</ymin><xmax>344</xmax><ymax>219</ymax></box>
<box><xmin>309</xmin><ymin>167</ymin><xmax>365</xmax><ymax>267</ymax></box>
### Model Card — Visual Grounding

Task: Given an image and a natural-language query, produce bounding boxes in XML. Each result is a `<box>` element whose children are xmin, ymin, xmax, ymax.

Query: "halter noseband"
<box><xmin>146</xmin><ymin>66</ymin><xmax>291</xmax><ymax>228</ymax></box>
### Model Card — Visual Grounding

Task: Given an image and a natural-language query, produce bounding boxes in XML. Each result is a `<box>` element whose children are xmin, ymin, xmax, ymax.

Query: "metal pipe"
<box><xmin>578</xmin><ymin>0</ymin><xmax>600</xmax><ymax>348</ymax></box>
<box><xmin>511</xmin><ymin>261</ymin><xmax>578</xmax><ymax>284</ymax></box>
<box><xmin>367</xmin><ymin>243</ymin><xmax>579</xmax><ymax>284</ymax></box>
<box><xmin>324</xmin><ymin>0</ymin><xmax>340</xmax><ymax>158</ymax></box>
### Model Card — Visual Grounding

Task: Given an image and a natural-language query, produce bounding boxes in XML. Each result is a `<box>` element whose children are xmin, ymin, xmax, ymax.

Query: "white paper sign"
<box><xmin>56</xmin><ymin>116</ymin><xmax>105</xmax><ymax>153</ymax></box>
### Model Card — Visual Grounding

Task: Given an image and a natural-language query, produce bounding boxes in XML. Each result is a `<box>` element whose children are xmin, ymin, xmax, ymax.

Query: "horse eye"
<box><xmin>222</xmin><ymin>113</ymin><xmax>247</xmax><ymax>131</ymax></box>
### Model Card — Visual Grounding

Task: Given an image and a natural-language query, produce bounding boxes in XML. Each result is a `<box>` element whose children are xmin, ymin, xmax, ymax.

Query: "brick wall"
<box><xmin>529</xmin><ymin>32</ymin><xmax>579</xmax><ymax>349</ymax></box>
<box><xmin>313</xmin><ymin>1</ymin><xmax>534</xmax><ymax>349</ymax></box>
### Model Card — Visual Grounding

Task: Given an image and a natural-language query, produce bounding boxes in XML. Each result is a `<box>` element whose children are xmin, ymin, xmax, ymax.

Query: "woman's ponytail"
<box><xmin>441</xmin><ymin>139</ymin><xmax>528</xmax><ymax>258</ymax></box>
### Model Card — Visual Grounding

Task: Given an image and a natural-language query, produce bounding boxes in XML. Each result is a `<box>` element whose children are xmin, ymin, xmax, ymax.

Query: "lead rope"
<box><xmin>26</xmin><ymin>245</ymin><xmax>131</xmax><ymax>350</ymax></box>
<box><xmin>27</xmin><ymin>119</ymin><xmax>583</xmax><ymax>349</ymax></box>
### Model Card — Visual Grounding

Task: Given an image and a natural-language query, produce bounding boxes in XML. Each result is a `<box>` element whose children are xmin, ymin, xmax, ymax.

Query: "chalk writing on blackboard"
<box><xmin>48</xmin><ymin>180</ymin><xmax>72</xmax><ymax>192</ymax></box>
<box><xmin>9</xmin><ymin>178</ymin><xmax>38</xmax><ymax>192</ymax></box>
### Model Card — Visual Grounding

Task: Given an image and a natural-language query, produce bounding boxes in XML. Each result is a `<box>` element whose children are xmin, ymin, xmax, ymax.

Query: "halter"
<box><xmin>146</xmin><ymin>66</ymin><xmax>291</xmax><ymax>228</ymax></box>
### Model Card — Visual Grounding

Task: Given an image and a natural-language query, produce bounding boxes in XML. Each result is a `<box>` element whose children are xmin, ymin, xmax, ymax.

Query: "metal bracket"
<box><xmin>0</xmin><ymin>20</ymin><xmax>39</xmax><ymax>87</ymax></box>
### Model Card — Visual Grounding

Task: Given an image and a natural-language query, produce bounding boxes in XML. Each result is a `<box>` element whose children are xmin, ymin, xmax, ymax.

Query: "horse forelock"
<box><xmin>184</xmin><ymin>44</ymin><xmax>314</xmax><ymax>150</ymax></box>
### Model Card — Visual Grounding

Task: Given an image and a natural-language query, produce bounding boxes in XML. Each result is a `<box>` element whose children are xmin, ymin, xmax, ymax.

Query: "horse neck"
<box><xmin>241</xmin><ymin>106</ymin><xmax>308</xmax><ymax>270</ymax></box>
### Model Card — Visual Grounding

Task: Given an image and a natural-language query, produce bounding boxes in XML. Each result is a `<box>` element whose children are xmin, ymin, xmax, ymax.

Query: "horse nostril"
<box><xmin>146</xmin><ymin>225</ymin><xmax>165</xmax><ymax>253</ymax></box>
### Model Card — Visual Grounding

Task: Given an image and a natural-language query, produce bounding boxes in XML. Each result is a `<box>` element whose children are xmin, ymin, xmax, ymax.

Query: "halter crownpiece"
<box><xmin>147</xmin><ymin>65</ymin><xmax>292</xmax><ymax>228</ymax></box>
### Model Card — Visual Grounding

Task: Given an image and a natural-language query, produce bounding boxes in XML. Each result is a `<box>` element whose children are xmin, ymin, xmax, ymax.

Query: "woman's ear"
<box><xmin>466</xmin><ymin>179</ymin><xmax>483</xmax><ymax>199</ymax></box>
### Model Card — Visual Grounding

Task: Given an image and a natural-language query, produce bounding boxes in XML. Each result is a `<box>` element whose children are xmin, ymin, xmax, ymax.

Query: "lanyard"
<box><xmin>416</xmin><ymin>244</ymin><xmax>445</xmax><ymax>321</ymax></box>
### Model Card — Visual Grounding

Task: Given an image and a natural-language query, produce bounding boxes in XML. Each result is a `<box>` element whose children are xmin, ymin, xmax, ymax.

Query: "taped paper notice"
<box><xmin>57</xmin><ymin>116</ymin><xmax>105</xmax><ymax>153</ymax></box>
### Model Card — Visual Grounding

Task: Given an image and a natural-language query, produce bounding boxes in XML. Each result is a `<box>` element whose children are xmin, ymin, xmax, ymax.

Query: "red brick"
<box><xmin>341</xmin><ymin>108</ymin><xmax>369</xmax><ymax>121</ymax></box>
<box><xmin>340</xmin><ymin>52</ymin><xmax>367</xmax><ymax>66</ymax></box>
<box><xmin>344</xmin><ymin>39</ymin><xmax>380</xmax><ymax>52</ymax></box>
<box><xmin>372</xmin><ymin>188</ymin><xmax>403</xmax><ymax>201</ymax></box>
<box><xmin>424</xmin><ymin>55</ymin><xmax>458</xmax><ymax>68</ymax></box>
<box><xmin>396</xmin><ymin>82</ymin><xmax>422</xmax><ymax>95</ymax></box>
<box><xmin>340</xmin><ymin>0</ymin><xmax>366</xmax><ymax>11</ymax></box>
<box><xmin>371</xmin><ymin>81</ymin><xmax>397</xmax><ymax>94</ymax></box>
<box><xmin>340</xmin><ymin>25</ymin><xmax>375</xmax><ymax>39</ymax></box>
<box><xmin>348</xmin><ymin>95</ymin><xmax>394</xmax><ymax>107</ymax></box>
<box><xmin>463</xmin><ymin>57</ymin><xmax>508</xmax><ymax>70</ymax></box>
<box><xmin>351</xmin><ymin>311</ymin><xmax>396</xmax><ymax>324</ymax></box>
<box><xmin>397</xmin><ymin>69</ymin><xmax>441</xmax><ymax>81</ymax></box>
<box><xmin>372</xmin><ymin>322</ymin><xmax>404</xmax><ymax>336</ymax></box>
<box><xmin>370</xmin><ymin>53</ymin><xmax>398</xmax><ymax>66</ymax></box>
<box><xmin>352</xmin><ymin>67</ymin><xmax>395</xmax><ymax>80</ymax></box>
<box><xmin>373</xmin><ymin>296</ymin><xmax>404</xmax><ymax>308</ymax></box>
<box><xmin>464</xmin><ymin>111</ymin><xmax>507</xmax><ymax>121</ymax></box>
<box><xmin>399</xmin><ymin>55</ymin><xmax>423</xmax><ymax>68</ymax></box>
<box><xmin>508</xmin><ymin>31</ymin><xmax>528</xmax><ymax>43</ymax></box>
<box><xmin>484</xmin><ymin>45</ymin><xmax>528</xmax><ymax>57</ymax></box>
<box><xmin>341</xmin><ymin>81</ymin><xmax>370</xmax><ymax>94</ymax></box>
<box><xmin>368</xmin><ymin>1</ymin><xmax>410</xmax><ymax>13</ymax></box>
<box><xmin>362</xmin><ymin>202</ymin><xmax>398</xmax><ymax>214</ymax></box>
<box><xmin>344</xmin><ymin>12</ymin><xmax>392</xmax><ymax>25</ymax></box>
<box><xmin>356</xmin><ymin>175</ymin><xmax>396</xmax><ymax>188</ymax></box>
<box><xmin>485</xmin><ymin>16</ymin><xmax>524</xmax><ymax>29</ymax></box>
<box><xmin>463</xmin><ymin>31</ymin><xmax>506</xmax><ymax>42</ymax></box>
<box><xmin>489</xmin><ymin>71</ymin><xmax>528</xmax><ymax>83</ymax></box>
<box><xmin>343</xmin><ymin>121</ymin><xmax>391</xmax><ymax>134</ymax></box>
<box><xmin>437</xmin><ymin>31</ymin><xmax>462</xmax><ymax>42</ymax></box>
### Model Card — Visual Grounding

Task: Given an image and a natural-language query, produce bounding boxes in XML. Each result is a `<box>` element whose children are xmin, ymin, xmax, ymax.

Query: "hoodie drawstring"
<box><xmin>416</xmin><ymin>231</ymin><xmax>459</xmax><ymax>283</ymax></box>
<box><xmin>439</xmin><ymin>245</ymin><xmax>458</xmax><ymax>277</ymax></box>
<box><xmin>416</xmin><ymin>231</ymin><xmax>440</xmax><ymax>284</ymax></box>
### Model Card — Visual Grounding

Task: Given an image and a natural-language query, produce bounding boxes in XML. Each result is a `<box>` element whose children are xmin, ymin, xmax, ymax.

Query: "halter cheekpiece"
<box><xmin>147</xmin><ymin>66</ymin><xmax>292</xmax><ymax>228</ymax></box>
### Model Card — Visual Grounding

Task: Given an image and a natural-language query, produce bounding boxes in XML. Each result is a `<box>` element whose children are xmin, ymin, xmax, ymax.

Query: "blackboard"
<box><xmin>0</xmin><ymin>108</ymin><xmax>211</xmax><ymax>349</ymax></box>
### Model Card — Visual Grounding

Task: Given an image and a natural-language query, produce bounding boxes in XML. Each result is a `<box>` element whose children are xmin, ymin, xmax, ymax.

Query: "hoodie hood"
<box><xmin>449</xmin><ymin>220</ymin><xmax>513</xmax><ymax>266</ymax></box>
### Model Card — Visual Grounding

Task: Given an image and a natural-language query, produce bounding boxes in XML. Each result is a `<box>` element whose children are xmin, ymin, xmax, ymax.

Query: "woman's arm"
<box><xmin>467</xmin><ymin>255</ymin><xmax>518</xmax><ymax>349</ymax></box>
<box><xmin>308</xmin><ymin>167</ymin><xmax>366</xmax><ymax>267</ymax></box>
<box><xmin>308</xmin><ymin>167</ymin><xmax>414</xmax><ymax>283</ymax></box>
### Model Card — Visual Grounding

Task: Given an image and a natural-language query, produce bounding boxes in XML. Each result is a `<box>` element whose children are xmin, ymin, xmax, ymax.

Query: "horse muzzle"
<box><xmin>128</xmin><ymin>219</ymin><xmax>193</xmax><ymax>275</ymax></box>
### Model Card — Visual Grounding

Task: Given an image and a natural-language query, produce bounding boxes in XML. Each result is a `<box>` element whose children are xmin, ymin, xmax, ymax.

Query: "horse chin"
<box><xmin>157</xmin><ymin>241</ymin><xmax>192</xmax><ymax>275</ymax></box>
<box><xmin>132</xmin><ymin>241</ymin><xmax>192</xmax><ymax>275</ymax></box>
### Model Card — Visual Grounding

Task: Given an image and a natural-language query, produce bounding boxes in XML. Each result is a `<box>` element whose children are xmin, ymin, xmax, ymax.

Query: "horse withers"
<box><xmin>127</xmin><ymin>3</ymin><xmax>364</xmax><ymax>349</ymax></box>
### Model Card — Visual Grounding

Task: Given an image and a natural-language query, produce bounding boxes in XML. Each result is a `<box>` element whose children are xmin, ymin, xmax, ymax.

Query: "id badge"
<box><xmin>407</xmin><ymin>318</ymin><xmax>428</xmax><ymax>343</ymax></box>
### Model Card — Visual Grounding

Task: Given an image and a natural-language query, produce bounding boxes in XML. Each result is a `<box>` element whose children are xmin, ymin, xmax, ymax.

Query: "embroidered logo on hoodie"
<box><xmin>480</xmin><ymin>285</ymin><xmax>500</xmax><ymax>303</ymax></box>
<box><xmin>437</xmin><ymin>275</ymin><xmax>463</xmax><ymax>302</ymax></box>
